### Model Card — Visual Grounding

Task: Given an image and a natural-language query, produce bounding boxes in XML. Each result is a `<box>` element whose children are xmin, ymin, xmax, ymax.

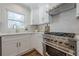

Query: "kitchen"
<box><xmin>0</xmin><ymin>3</ymin><xmax>79</xmax><ymax>56</ymax></box>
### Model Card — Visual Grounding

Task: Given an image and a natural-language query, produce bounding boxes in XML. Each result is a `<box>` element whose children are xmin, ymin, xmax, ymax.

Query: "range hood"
<box><xmin>49</xmin><ymin>3</ymin><xmax>76</xmax><ymax>16</ymax></box>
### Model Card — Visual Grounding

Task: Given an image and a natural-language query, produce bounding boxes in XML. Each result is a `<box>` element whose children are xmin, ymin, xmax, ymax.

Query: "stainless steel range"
<box><xmin>43</xmin><ymin>32</ymin><xmax>77</xmax><ymax>56</ymax></box>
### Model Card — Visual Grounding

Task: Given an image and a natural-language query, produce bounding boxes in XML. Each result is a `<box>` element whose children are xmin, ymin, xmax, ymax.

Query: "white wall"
<box><xmin>0</xmin><ymin>3</ymin><xmax>31</xmax><ymax>33</ymax></box>
<box><xmin>50</xmin><ymin>8</ymin><xmax>79</xmax><ymax>33</ymax></box>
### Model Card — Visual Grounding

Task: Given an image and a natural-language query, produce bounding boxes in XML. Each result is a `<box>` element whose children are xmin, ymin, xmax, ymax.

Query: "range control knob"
<box><xmin>51</xmin><ymin>39</ymin><xmax>53</xmax><ymax>41</ymax></box>
<box><xmin>65</xmin><ymin>43</ymin><xmax>69</xmax><ymax>45</ymax></box>
<box><xmin>54</xmin><ymin>40</ymin><xmax>57</xmax><ymax>42</ymax></box>
<box><xmin>70</xmin><ymin>45</ymin><xmax>74</xmax><ymax>49</ymax></box>
<box><xmin>59</xmin><ymin>41</ymin><xmax>63</xmax><ymax>44</ymax></box>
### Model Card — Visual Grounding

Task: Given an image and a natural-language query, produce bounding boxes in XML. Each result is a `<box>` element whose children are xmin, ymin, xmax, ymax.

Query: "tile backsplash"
<box><xmin>26</xmin><ymin>24</ymin><xmax>48</xmax><ymax>32</ymax></box>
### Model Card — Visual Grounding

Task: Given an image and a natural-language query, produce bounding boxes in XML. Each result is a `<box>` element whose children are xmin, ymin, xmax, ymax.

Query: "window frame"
<box><xmin>7</xmin><ymin>10</ymin><xmax>25</xmax><ymax>29</ymax></box>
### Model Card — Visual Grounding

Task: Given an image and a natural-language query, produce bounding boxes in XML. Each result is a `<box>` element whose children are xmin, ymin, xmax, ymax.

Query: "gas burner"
<box><xmin>44</xmin><ymin>32</ymin><xmax>75</xmax><ymax>38</ymax></box>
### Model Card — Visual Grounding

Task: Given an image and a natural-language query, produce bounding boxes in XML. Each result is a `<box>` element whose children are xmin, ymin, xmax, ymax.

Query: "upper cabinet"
<box><xmin>39</xmin><ymin>5</ymin><xmax>49</xmax><ymax>24</ymax></box>
<box><xmin>77</xmin><ymin>3</ymin><xmax>79</xmax><ymax>18</ymax></box>
<box><xmin>31</xmin><ymin>8</ymin><xmax>39</xmax><ymax>25</ymax></box>
<box><xmin>0</xmin><ymin>7</ymin><xmax>1</xmax><ymax>23</ymax></box>
<box><xmin>31</xmin><ymin>4</ymin><xmax>50</xmax><ymax>25</ymax></box>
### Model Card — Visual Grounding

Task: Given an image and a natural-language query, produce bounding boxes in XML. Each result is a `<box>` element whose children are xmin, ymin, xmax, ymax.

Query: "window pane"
<box><xmin>8</xmin><ymin>11</ymin><xmax>24</xmax><ymax>22</ymax></box>
<box><xmin>14</xmin><ymin>13</ymin><xmax>24</xmax><ymax>22</ymax></box>
<box><xmin>8</xmin><ymin>20</ymin><xmax>24</xmax><ymax>28</ymax></box>
<box><xmin>8</xmin><ymin>11</ymin><xmax>24</xmax><ymax>29</ymax></box>
<box><xmin>16</xmin><ymin>21</ymin><xmax>24</xmax><ymax>28</ymax></box>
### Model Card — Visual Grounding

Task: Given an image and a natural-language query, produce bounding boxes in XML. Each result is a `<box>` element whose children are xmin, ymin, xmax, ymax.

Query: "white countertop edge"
<box><xmin>0</xmin><ymin>32</ymin><xmax>44</xmax><ymax>36</ymax></box>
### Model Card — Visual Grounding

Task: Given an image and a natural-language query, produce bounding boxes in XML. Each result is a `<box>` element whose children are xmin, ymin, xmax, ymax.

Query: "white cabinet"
<box><xmin>31</xmin><ymin>8</ymin><xmax>39</xmax><ymax>25</ymax></box>
<box><xmin>0</xmin><ymin>9</ymin><xmax>1</xmax><ymax>23</ymax></box>
<box><xmin>1</xmin><ymin>34</ymin><xmax>30</xmax><ymax>56</ymax></box>
<box><xmin>32</xmin><ymin>33</ymin><xmax>43</xmax><ymax>55</ymax></box>
<box><xmin>30</xmin><ymin>34</ymin><xmax>35</xmax><ymax>49</ymax></box>
<box><xmin>31</xmin><ymin>5</ymin><xmax>49</xmax><ymax>25</ymax></box>
<box><xmin>2</xmin><ymin>39</ymin><xmax>18</xmax><ymax>56</ymax></box>
<box><xmin>76</xmin><ymin>3</ymin><xmax>79</xmax><ymax>17</ymax></box>
<box><xmin>39</xmin><ymin>5</ymin><xmax>49</xmax><ymax>24</ymax></box>
<box><xmin>1</xmin><ymin>33</ymin><xmax>43</xmax><ymax>56</ymax></box>
<box><xmin>18</xmin><ymin>35</ymin><xmax>30</xmax><ymax>54</ymax></box>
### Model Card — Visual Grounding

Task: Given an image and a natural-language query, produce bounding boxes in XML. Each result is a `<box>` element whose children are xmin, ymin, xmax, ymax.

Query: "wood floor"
<box><xmin>22</xmin><ymin>49</ymin><xmax>42</xmax><ymax>56</ymax></box>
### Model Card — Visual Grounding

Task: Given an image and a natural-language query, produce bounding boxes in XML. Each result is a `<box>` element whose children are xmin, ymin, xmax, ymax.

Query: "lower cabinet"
<box><xmin>33</xmin><ymin>33</ymin><xmax>43</xmax><ymax>55</ymax></box>
<box><xmin>1</xmin><ymin>34</ymin><xmax>30</xmax><ymax>56</ymax></box>
<box><xmin>18</xmin><ymin>36</ymin><xmax>30</xmax><ymax>55</ymax></box>
<box><xmin>2</xmin><ymin>39</ymin><xmax>18</xmax><ymax>56</ymax></box>
<box><xmin>0</xmin><ymin>33</ymin><xmax>43</xmax><ymax>56</ymax></box>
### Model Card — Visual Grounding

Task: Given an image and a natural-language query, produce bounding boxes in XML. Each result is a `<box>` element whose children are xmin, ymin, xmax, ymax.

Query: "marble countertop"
<box><xmin>0</xmin><ymin>32</ymin><xmax>44</xmax><ymax>36</ymax></box>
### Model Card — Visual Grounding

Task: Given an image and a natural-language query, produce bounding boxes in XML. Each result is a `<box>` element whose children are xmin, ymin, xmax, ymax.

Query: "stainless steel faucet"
<box><xmin>13</xmin><ymin>24</ymin><xmax>18</xmax><ymax>33</ymax></box>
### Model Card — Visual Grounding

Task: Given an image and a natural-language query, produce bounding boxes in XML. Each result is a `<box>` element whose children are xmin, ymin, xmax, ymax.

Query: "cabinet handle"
<box><xmin>16</xmin><ymin>42</ymin><xmax>18</xmax><ymax>48</ymax></box>
<box><xmin>19</xmin><ymin>42</ymin><xmax>21</xmax><ymax>47</ymax></box>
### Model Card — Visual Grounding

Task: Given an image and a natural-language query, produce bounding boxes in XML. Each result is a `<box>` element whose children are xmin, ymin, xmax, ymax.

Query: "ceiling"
<box><xmin>19</xmin><ymin>3</ymin><xmax>61</xmax><ymax>10</ymax></box>
<box><xmin>20</xmin><ymin>3</ymin><xmax>49</xmax><ymax>9</ymax></box>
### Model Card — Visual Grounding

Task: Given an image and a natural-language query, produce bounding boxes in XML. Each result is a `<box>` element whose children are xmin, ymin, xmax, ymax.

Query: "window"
<box><xmin>8</xmin><ymin>11</ymin><xmax>24</xmax><ymax>29</ymax></box>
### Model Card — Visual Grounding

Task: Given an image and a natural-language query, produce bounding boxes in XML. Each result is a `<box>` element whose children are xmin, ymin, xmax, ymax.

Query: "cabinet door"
<box><xmin>43</xmin><ymin>5</ymin><xmax>49</xmax><ymax>24</ymax></box>
<box><xmin>34</xmin><ymin>34</ymin><xmax>43</xmax><ymax>55</ymax></box>
<box><xmin>0</xmin><ymin>7</ymin><xmax>1</xmax><ymax>23</ymax></box>
<box><xmin>39</xmin><ymin>6</ymin><xmax>44</xmax><ymax>24</ymax></box>
<box><xmin>18</xmin><ymin>35</ymin><xmax>30</xmax><ymax>54</ymax></box>
<box><xmin>2</xmin><ymin>39</ymin><xmax>18</xmax><ymax>56</ymax></box>
<box><xmin>77</xmin><ymin>3</ymin><xmax>79</xmax><ymax>17</ymax></box>
<box><xmin>29</xmin><ymin>34</ymin><xmax>34</xmax><ymax>49</ymax></box>
<box><xmin>39</xmin><ymin>5</ymin><xmax>49</xmax><ymax>24</ymax></box>
<box><xmin>31</xmin><ymin>9</ymin><xmax>39</xmax><ymax>25</ymax></box>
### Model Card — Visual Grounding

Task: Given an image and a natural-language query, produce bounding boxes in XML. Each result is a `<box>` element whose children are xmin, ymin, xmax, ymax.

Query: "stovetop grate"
<box><xmin>44</xmin><ymin>32</ymin><xmax>75</xmax><ymax>38</ymax></box>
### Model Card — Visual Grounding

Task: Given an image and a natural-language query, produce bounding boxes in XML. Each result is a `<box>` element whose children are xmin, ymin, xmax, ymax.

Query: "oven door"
<box><xmin>43</xmin><ymin>42</ymin><xmax>67</xmax><ymax>56</ymax></box>
<box><xmin>46</xmin><ymin>45</ymin><xmax>66</xmax><ymax>56</ymax></box>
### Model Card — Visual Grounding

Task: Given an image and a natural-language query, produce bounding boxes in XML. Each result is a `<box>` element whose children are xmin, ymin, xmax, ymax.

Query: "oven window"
<box><xmin>46</xmin><ymin>45</ymin><xmax>66</xmax><ymax>56</ymax></box>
